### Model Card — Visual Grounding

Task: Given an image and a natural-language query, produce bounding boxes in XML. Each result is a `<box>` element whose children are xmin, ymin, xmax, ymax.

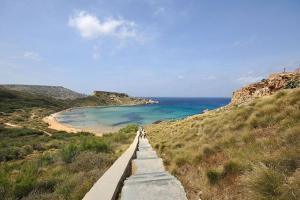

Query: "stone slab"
<box><xmin>121</xmin><ymin>178</ymin><xmax>187</xmax><ymax>200</ymax></box>
<box><xmin>132</xmin><ymin>158</ymin><xmax>165</xmax><ymax>174</ymax></box>
<box><xmin>136</xmin><ymin>150</ymin><xmax>157</xmax><ymax>159</ymax></box>
<box><xmin>120</xmin><ymin>136</ymin><xmax>187</xmax><ymax>200</ymax></box>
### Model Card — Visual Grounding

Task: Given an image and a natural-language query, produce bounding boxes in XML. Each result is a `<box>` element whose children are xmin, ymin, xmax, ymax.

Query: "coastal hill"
<box><xmin>69</xmin><ymin>90</ymin><xmax>157</xmax><ymax>107</ymax></box>
<box><xmin>93</xmin><ymin>90</ymin><xmax>158</xmax><ymax>105</ymax></box>
<box><xmin>0</xmin><ymin>85</ymin><xmax>139</xmax><ymax>199</ymax></box>
<box><xmin>146</xmin><ymin>70</ymin><xmax>300</xmax><ymax>200</ymax></box>
<box><xmin>0</xmin><ymin>86</ymin><xmax>155</xmax><ymax>199</ymax></box>
<box><xmin>231</xmin><ymin>68</ymin><xmax>300</xmax><ymax>105</ymax></box>
<box><xmin>0</xmin><ymin>84</ymin><xmax>157</xmax><ymax>106</ymax></box>
<box><xmin>0</xmin><ymin>84</ymin><xmax>87</xmax><ymax>100</ymax></box>
<box><xmin>0</xmin><ymin>86</ymin><xmax>156</xmax><ymax>130</ymax></box>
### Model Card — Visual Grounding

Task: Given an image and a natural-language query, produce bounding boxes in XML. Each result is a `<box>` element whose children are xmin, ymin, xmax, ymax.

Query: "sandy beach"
<box><xmin>43</xmin><ymin>111</ymin><xmax>121</xmax><ymax>137</ymax></box>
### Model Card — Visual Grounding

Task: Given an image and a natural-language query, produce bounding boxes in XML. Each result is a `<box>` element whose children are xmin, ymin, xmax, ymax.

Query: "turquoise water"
<box><xmin>57</xmin><ymin>97</ymin><xmax>230</xmax><ymax>129</ymax></box>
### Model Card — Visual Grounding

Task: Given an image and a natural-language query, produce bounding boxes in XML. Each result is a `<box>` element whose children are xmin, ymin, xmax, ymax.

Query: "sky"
<box><xmin>0</xmin><ymin>0</ymin><xmax>300</xmax><ymax>97</ymax></box>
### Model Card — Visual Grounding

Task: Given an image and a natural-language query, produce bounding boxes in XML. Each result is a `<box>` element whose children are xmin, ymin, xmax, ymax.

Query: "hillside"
<box><xmin>0</xmin><ymin>87</ymin><xmax>138</xmax><ymax>199</ymax></box>
<box><xmin>0</xmin><ymin>84</ymin><xmax>87</xmax><ymax>100</ymax></box>
<box><xmin>146</xmin><ymin>72</ymin><xmax>300</xmax><ymax>200</ymax></box>
<box><xmin>0</xmin><ymin>87</ymin><xmax>155</xmax><ymax>131</ymax></box>
<box><xmin>231</xmin><ymin>69</ymin><xmax>300</xmax><ymax>105</ymax></box>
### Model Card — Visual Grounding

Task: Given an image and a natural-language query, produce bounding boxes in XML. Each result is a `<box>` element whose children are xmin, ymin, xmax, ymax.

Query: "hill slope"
<box><xmin>0</xmin><ymin>87</ymin><xmax>139</xmax><ymax>200</ymax></box>
<box><xmin>0</xmin><ymin>87</ymin><xmax>155</xmax><ymax>131</ymax></box>
<box><xmin>146</xmin><ymin>74</ymin><xmax>300</xmax><ymax>199</ymax></box>
<box><xmin>0</xmin><ymin>84</ymin><xmax>87</xmax><ymax>100</ymax></box>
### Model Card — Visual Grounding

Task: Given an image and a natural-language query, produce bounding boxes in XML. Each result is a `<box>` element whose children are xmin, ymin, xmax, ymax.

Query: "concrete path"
<box><xmin>120</xmin><ymin>138</ymin><xmax>187</xmax><ymax>200</ymax></box>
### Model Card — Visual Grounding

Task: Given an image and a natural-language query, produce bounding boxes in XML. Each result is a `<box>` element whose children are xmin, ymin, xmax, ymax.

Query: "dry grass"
<box><xmin>146</xmin><ymin>88</ymin><xmax>300</xmax><ymax>200</ymax></box>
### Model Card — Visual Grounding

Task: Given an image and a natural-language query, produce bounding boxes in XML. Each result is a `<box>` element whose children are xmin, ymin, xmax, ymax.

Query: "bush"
<box><xmin>61</xmin><ymin>144</ymin><xmax>78</xmax><ymax>163</ymax></box>
<box><xmin>0</xmin><ymin>170</ymin><xmax>11</xmax><ymax>199</ymax></box>
<box><xmin>110</xmin><ymin>124</ymin><xmax>137</xmax><ymax>143</ymax></box>
<box><xmin>202</xmin><ymin>145</ymin><xmax>215</xmax><ymax>158</ymax></box>
<box><xmin>279</xmin><ymin>170</ymin><xmax>300</xmax><ymax>200</ymax></box>
<box><xmin>207</xmin><ymin>169</ymin><xmax>221</xmax><ymax>184</ymax></box>
<box><xmin>55</xmin><ymin>175</ymin><xmax>78</xmax><ymax>200</ymax></box>
<box><xmin>247</xmin><ymin>167</ymin><xmax>284</xmax><ymax>199</ymax></box>
<box><xmin>14</xmin><ymin>165</ymin><xmax>38</xmax><ymax>199</ymax></box>
<box><xmin>285</xmin><ymin>80</ymin><xmax>300</xmax><ymax>89</ymax></box>
<box><xmin>119</xmin><ymin>124</ymin><xmax>138</xmax><ymax>134</ymax></box>
<box><xmin>36</xmin><ymin>178</ymin><xmax>57</xmax><ymax>193</ymax></box>
<box><xmin>175</xmin><ymin>155</ymin><xmax>188</xmax><ymax>167</ymax></box>
<box><xmin>39</xmin><ymin>153</ymin><xmax>54</xmax><ymax>165</ymax></box>
<box><xmin>223</xmin><ymin>160</ymin><xmax>243</xmax><ymax>176</ymax></box>
<box><xmin>273</xmin><ymin>149</ymin><xmax>300</xmax><ymax>175</ymax></box>
<box><xmin>81</xmin><ymin>138</ymin><xmax>111</xmax><ymax>153</ymax></box>
<box><xmin>94</xmin><ymin>141</ymin><xmax>110</xmax><ymax>153</ymax></box>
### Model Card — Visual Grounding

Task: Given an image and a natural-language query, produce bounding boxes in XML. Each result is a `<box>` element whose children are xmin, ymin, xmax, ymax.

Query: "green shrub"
<box><xmin>110</xmin><ymin>124</ymin><xmax>137</xmax><ymax>143</ymax></box>
<box><xmin>0</xmin><ymin>169</ymin><xmax>11</xmax><ymax>199</ymax></box>
<box><xmin>0</xmin><ymin>128</ymin><xmax>42</xmax><ymax>138</ymax></box>
<box><xmin>14</xmin><ymin>165</ymin><xmax>38</xmax><ymax>199</ymax></box>
<box><xmin>55</xmin><ymin>175</ymin><xmax>77</xmax><ymax>200</ymax></box>
<box><xmin>36</xmin><ymin>178</ymin><xmax>57</xmax><ymax>193</ymax></box>
<box><xmin>81</xmin><ymin>138</ymin><xmax>111</xmax><ymax>153</ymax></box>
<box><xmin>119</xmin><ymin>124</ymin><xmax>138</xmax><ymax>134</ymax></box>
<box><xmin>39</xmin><ymin>153</ymin><xmax>54</xmax><ymax>165</ymax></box>
<box><xmin>94</xmin><ymin>140</ymin><xmax>110</xmax><ymax>153</ymax></box>
<box><xmin>223</xmin><ymin>160</ymin><xmax>243</xmax><ymax>176</ymax></box>
<box><xmin>206</xmin><ymin>169</ymin><xmax>221</xmax><ymax>184</ymax></box>
<box><xmin>285</xmin><ymin>80</ymin><xmax>300</xmax><ymax>89</ymax></box>
<box><xmin>61</xmin><ymin>144</ymin><xmax>78</xmax><ymax>163</ymax></box>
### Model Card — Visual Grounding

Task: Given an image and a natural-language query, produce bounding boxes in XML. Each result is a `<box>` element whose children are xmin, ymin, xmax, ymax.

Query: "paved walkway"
<box><xmin>120</xmin><ymin>138</ymin><xmax>187</xmax><ymax>200</ymax></box>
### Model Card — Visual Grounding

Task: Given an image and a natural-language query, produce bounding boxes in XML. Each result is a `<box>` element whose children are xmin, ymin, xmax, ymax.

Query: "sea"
<box><xmin>56</xmin><ymin>97</ymin><xmax>230</xmax><ymax>130</ymax></box>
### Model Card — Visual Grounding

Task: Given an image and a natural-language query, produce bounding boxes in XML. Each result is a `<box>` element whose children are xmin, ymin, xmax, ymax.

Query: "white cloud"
<box><xmin>68</xmin><ymin>11</ymin><xmax>139</xmax><ymax>40</ymax></box>
<box><xmin>23</xmin><ymin>51</ymin><xmax>41</xmax><ymax>61</ymax></box>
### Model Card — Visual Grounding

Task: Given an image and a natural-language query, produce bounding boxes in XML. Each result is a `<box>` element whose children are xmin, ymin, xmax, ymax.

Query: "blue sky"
<box><xmin>0</xmin><ymin>0</ymin><xmax>299</xmax><ymax>97</ymax></box>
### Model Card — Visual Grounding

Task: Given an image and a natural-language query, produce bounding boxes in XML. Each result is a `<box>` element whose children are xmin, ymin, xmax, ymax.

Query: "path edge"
<box><xmin>82</xmin><ymin>132</ymin><xmax>139</xmax><ymax>200</ymax></box>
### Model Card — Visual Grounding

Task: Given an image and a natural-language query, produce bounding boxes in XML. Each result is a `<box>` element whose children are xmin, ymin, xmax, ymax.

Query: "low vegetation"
<box><xmin>146</xmin><ymin>88</ymin><xmax>300</xmax><ymax>200</ymax></box>
<box><xmin>0</xmin><ymin>125</ymin><xmax>137</xmax><ymax>200</ymax></box>
<box><xmin>0</xmin><ymin>87</ymin><xmax>139</xmax><ymax>200</ymax></box>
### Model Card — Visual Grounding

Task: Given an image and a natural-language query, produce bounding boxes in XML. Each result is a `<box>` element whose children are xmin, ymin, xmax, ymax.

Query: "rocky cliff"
<box><xmin>231</xmin><ymin>68</ymin><xmax>300</xmax><ymax>105</ymax></box>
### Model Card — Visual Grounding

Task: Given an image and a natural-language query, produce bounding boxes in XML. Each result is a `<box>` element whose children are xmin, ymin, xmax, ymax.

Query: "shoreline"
<box><xmin>42</xmin><ymin>103</ymin><xmax>148</xmax><ymax>136</ymax></box>
<box><xmin>43</xmin><ymin>100</ymin><xmax>229</xmax><ymax>136</ymax></box>
<box><xmin>42</xmin><ymin>101</ymin><xmax>159</xmax><ymax>136</ymax></box>
<box><xmin>43</xmin><ymin>111</ymin><xmax>120</xmax><ymax>136</ymax></box>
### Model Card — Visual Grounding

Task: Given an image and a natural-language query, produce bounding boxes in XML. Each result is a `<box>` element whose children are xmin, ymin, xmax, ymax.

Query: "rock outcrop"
<box><xmin>231</xmin><ymin>69</ymin><xmax>300</xmax><ymax>105</ymax></box>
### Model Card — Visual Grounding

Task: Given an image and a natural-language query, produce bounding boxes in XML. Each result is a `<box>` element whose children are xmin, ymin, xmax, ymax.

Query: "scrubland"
<box><xmin>0</xmin><ymin>124</ymin><xmax>137</xmax><ymax>200</ymax></box>
<box><xmin>147</xmin><ymin>88</ymin><xmax>300</xmax><ymax>200</ymax></box>
<box><xmin>0</xmin><ymin>87</ymin><xmax>138</xmax><ymax>200</ymax></box>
